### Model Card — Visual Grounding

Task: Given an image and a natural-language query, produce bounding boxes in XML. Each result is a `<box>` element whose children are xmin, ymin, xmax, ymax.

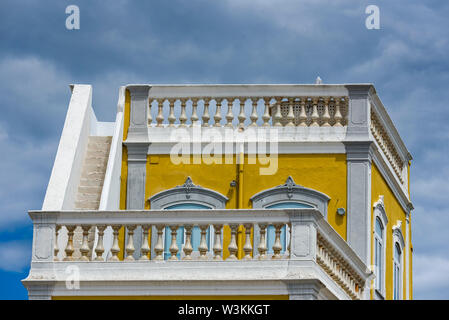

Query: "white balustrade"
<box><xmin>29</xmin><ymin>209</ymin><xmax>370</xmax><ymax>300</ymax></box>
<box><xmin>146</xmin><ymin>94</ymin><xmax>348</xmax><ymax>129</ymax></box>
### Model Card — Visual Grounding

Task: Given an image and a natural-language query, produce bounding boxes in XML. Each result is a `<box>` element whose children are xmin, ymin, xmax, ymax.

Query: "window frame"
<box><xmin>250</xmin><ymin>176</ymin><xmax>330</xmax><ymax>217</ymax></box>
<box><xmin>373</xmin><ymin>195</ymin><xmax>388</xmax><ymax>299</ymax></box>
<box><xmin>392</xmin><ymin>221</ymin><xmax>405</xmax><ymax>300</ymax></box>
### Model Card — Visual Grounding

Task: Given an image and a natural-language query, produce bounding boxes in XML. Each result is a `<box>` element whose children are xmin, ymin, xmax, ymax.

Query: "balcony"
<box><xmin>22</xmin><ymin>208</ymin><xmax>372</xmax><ymax>300</ymax></box>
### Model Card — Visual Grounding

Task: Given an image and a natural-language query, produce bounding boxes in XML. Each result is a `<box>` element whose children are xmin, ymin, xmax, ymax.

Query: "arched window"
<box><xmin>393</xmin><ymin>243</ymin><xmax>402</xmax><ymax>300</ymax></box>
<box><xmin>392</xmin><ymin>221</ymin><xmax>405</xmax><ymax>300</ymax></box>
<box><xmin>250</xmin><ymin>176</ymin><xmax>330</xmax><ymax>257</ymax></box>
<box><xmin>373</xmin><ymin>196</ymin><xmax>388</xmax><ymax>298</ymax></box>
<box><xmin>374</xmin><ymin>217</ymin><xmax>384</xmax><ymax>293</ymax></box>
<box><xmin>148</xmin><ymin>177</ymin><xmax>228</xmax><ymax>260</ymax></box>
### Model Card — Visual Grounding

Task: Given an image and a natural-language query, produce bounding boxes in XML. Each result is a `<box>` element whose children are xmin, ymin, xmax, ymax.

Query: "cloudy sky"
<box><xmin>0</xmin><ymin>0</ymin><xmax>448</xmax><ymax>299</ymax></box>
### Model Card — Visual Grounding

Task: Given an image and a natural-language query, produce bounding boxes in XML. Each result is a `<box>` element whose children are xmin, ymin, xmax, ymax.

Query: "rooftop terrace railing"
<box><xmin>145</xmin><ymin>85</ymin><xmax>349</xmax><ymax>128</ymax></box>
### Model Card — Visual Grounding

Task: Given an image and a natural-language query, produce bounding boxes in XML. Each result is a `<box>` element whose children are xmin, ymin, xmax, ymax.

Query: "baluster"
<box><xmin>273</xmin><ymin>97</ymin><xmax>283</xmax><ymax>126</ymax></box>
<box><xmin>213</xmin><ymin>224</ymin><xmax>223</xmax><ymax>260</ymax></box>
<box><xmin>54</xmin><ymin>225</ymin><xmax>61</xmax><ymax>261</ymax></box>
<box><xmin>198</xmin><ymin>225</ymin><xmax>209</xmax><ymax>260</ymax></box>
<box><xmin>179</xmin><ymin>98</ymin><xmax>187</xmax><ymax>127</ymax></box>
<box><xmin>148</xmin><ymin>99</ymin><xmax>153</xmax><ymax>126</ymax></box>
<box><xmin>262</xmin><ymin>98</ymin><xmax>271</xmax><ymax>127</ymax></box>
<box><xmin>227</xmin><ymin>224</ymin><xmax>238</xmax><ymax>260</ymax></box>
<box><xmin>322</xmin><ymin>97</ymin><xmax>331</xmax><ymax>127</ymax></box>
<box><xmin>238</xmin><ymin>98</ymin><xmax>246</xmax><ymax>128</ymax></box>
<box><xmin>243</xmin><ymin>224</ymin><xmax>253</xmax><ymax>260</ymax></box>
<box><xmin>167</xmin><ymin>98</ymin><xmax>176</xmax><ymax>127</ymax></box>
<box><xmin>249</xmin><ymin>98</ymin><xmax>258</xmax><ymax>126</ymax></box>
<box><xmin>225</xmin><ymin>98</ymin><xmax>234</xmax><ymax>127</ymax></box>
<box><xmin>168</xmin><ymin>225</ymin><xmax>179</xmax><ymax>260</ymax></box>
<box><xmin>140</xmin><ymin>225</ymin><xmax>150</xmax><ymax>260</ymax></box>
<box><xmin>125</xmin><ymin>225</ymin><xmax>136</xmax><ymax>261</ymax></box>
<box><xmin>156</xmin><ymin>99</ymin><xmax>165</xmax><ymax>127</ymax></box>
<box><xmin>272</xmin><ymin>224</ymin><xmax>283</xmax><ymax>259</ymax></box>
<box><xmin>258</xmin><ymin>223</ymin><xmax>268</xmax><ymax>260</ymax></box>
<box><xmin>202</xmin><ymin>98</ymin><xmax>211</xmax><ymax>127</ymax></box>
<box><xmin>333</xmin><ymin>98</ymin><xmax>343</xmax><ymax>127</ymax></box>
<box><xmin>191</xmin><ymin>98</ymin><xmax>199</xmax><ymax>126</ymax></box>
<box><xmin>183</xmin><ymin>225</ymin><xmax>193</xmax><ymax>260</ymax></box>
<box><xmin>286</xmin><ymin>98</ymin><xmax>295</xmax><ymax>126</ymax></box>
<box><xmin>94</xmin><ymin>225</ymin><xmax>106</xmax><ymax>261</ymax></box>
<box><xmin>63</xmin><ymin>225</ymin><xmax>76</xmax><ymax>261</ymax></box>
<box><xmin>109</xmin><ymin>225</ymin><xmax>121</xmax><ymax>261</ymax></box>
<box><xmin>79</xmin><ymin>225</ymin><xmax>91</xmax><ymax>261</ymax></box>
<box><xmin>214</xmin><ymin>98</ymin><xmax>223</xmax><ymax>127</ymax></box>
<box><xmin>154</xmin><ymin>225</ymin><xmax>164</xmax><ymax>261</ymax></box>
<box><xmin>298</xmin><ymin>98</ymin><xmax>307</xmax><ymax>126</ymax></box>
<box><xmin>310</xmin><ymin>98</ymin><xmax>320</xmax><ymax>127</ymax></box>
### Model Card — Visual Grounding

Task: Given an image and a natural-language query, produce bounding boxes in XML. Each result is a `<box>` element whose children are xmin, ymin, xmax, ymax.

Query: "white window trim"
<box><xmin>373</xmin><ymin>195</ymin><xmax>388</xmax><ymax>299</ymax></box>
<box><xmin>392</xmin><ymin>220</ymin><xmax>405</xmax><ymax>300</ymax></box>
<box><xmin>250</xmin><ymin>176</ymin><xmax>330</xmax><ymax>217</ymax></box>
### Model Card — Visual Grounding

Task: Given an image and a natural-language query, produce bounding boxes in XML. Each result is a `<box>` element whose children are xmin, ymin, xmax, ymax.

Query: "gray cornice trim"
<box><xmin>250</xmin><ymin>176</ymin><xmax>330</xmax><ymax>217</ymax></box>
<box><xmin>124</xmin><ymin>142</ymin><xmax>150</xmax><ymax>162</ymax></box>
<box><xmin>344</xmin><ymin>141</ymin><xmax>373</xmax><ymax>162</ymax></box>
<box><xmin>345</xmin><ymin>84</ymin><xmax>376</xmax><ymax>98</ymax></box>
<box><xmin>149</xmin><ymin>177</ymin><xmax>229</xmax><ymax>209</ymax></box>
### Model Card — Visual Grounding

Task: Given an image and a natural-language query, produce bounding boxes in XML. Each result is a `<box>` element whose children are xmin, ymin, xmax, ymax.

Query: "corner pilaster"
<box><xmin>124</xmin><ymin>142</ymin><xmax>149</xmax><ymax>259</ymax></box>
<box><xmin>344</xmin><ymin>141</ymin><xmax>372</xmax><ymax>267</ymax></box>
<box><xmin>124</xmin><ymin>85</ymin><xmax>151</xmax><ymax>259</ymax></box>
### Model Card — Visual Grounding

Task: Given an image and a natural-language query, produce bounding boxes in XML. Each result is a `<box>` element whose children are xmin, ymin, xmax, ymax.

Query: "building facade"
<box><xmin>22</xmin><ymin>83</ymin><xmax>413</xmax><ymax>300</ymax></box>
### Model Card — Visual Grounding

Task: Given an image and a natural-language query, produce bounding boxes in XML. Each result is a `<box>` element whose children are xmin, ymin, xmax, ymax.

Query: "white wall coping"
<box><xmin>42</xmin><ymin>84</ymin><xmax>93</xmax><ymax>210</ymax></box>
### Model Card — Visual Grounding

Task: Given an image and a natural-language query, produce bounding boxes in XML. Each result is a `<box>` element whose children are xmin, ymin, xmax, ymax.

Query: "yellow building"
<box><xmin>22</xmin><ymin>83</ymin><xmax>413</xmax><ymax>300</ymax></box>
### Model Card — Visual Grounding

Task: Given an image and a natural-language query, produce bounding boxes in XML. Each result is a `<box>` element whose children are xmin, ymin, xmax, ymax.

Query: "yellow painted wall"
<box><xmin>145</xmin><ymin>153</ymin><xmax>348</xmax><ymax>257</ymax></box>
<box><xmin>371</xmin><ymin>164</ymin><xmax>410</xmax><ymax>300</ymax></box>
<box><xmin>243</xmin><ymin>154</ymin><xmax>347</xmax><ymax>239</ymax></box>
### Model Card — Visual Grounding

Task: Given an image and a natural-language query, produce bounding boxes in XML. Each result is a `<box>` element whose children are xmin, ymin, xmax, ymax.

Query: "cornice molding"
<box><xmin>370</xmin><ymin>144</ymin><xmax>413</xmax><ymax>214</ymax></box>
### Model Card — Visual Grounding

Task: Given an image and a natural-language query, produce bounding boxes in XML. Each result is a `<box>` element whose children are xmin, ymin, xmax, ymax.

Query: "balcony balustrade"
<box><xmin>24</xmin><ymin>208</ymin><xmax>371</xmax><ymax>300</ymax></box>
